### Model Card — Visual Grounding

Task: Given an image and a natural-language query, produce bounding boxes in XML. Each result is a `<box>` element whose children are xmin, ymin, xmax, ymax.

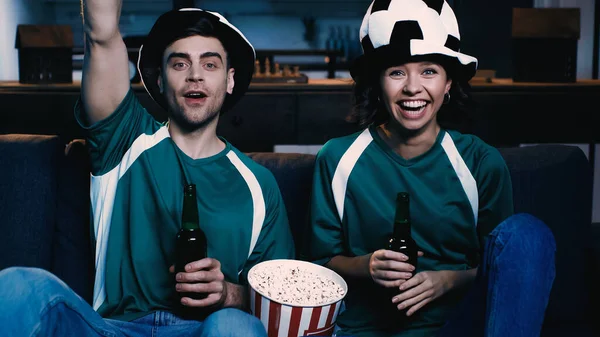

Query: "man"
<box><xmin>0</xmin><ymin>1</ymin><xmax>294</xmax><ymax>336</ymax></box>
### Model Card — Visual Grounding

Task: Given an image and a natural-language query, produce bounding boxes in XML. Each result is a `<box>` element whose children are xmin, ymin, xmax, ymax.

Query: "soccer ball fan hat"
<box><xmin>350</xmin><ymin>0</ymin><xmax>478</xmax><ymax>81</ymax></box>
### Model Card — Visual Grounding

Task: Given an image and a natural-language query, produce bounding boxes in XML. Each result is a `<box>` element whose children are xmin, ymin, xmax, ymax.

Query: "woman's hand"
<box><xmin>392</xmin><ymin>268</ymin><xmax>476</xmax><ymax>316</ymax></box>
<box><xmin>368</xmin><ymin>249</ymin><xmax>423</xmax><ymax>288</ymax></box>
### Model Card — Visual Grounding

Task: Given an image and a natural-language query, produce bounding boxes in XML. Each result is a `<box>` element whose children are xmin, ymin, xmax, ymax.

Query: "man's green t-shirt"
<box><xmin>75</xmin><ymin>89</ymin><xmax>295</xmax><ymax>321</ymax></box>
<box><xmin>308</xmin><ymin>126</ymin><xmax>513</xmax><ymax>337</ymax></box>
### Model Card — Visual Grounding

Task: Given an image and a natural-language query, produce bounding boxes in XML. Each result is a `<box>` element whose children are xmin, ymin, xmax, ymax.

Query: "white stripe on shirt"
<box><xmin>91</xmin><ymin>126</ymin><xmax>170</xmax><ymax>310</ymax></box>
<box><xmin>440</xmin><ymin>132</ymin><xmax>479</xmax><ymax>224</ymax></box>
<box><xmin>331</xmin><ymin>129</ymin><xmax>373</xmax><ymax>222</ymax></box>
<box><xmin>226</xmin><ymin>151</ymin><xmax>266</xmax><ymax>273</ymax></box>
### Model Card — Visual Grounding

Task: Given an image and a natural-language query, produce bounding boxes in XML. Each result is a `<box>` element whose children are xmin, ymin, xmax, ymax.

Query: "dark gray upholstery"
<box><xmin>0</xmin><ymin>134</ymin><xmax>60</xmax><ymax>271</ymax></box>
<box><xmin>0</xmin><ymin>134</ymin><xmax>596</xmax><ymax>336</ymax></box>
<box><xmin>54</xmin><ymin>139</ymin><xmax>94</xmax><ymax>304</ymax></box>
<box><xmin>499</xmin><ymin>145</ymin><xmax>593</xmax><ymax>336</ymax></box>
<box><xmin>247</xmin><ymin>152</ymin><xmax>315</xmax><ymax>259</ymax></box>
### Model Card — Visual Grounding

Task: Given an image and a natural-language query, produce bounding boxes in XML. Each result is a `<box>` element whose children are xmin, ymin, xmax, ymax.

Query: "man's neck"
<box><xmin>378</xmin><ymin>122</ymin><xmax>441</xmax><ymax>160</ymax></box>
<box><xmin>168</xmin><ymin>118</ymin><xmax>225</xmax><ymax>159</ymax></box>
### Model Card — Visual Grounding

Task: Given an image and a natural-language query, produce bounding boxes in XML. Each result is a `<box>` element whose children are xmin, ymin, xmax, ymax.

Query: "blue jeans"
<box><xmin>0</xmin><ymin>267</ymin><xmax>267</xmax><ymax>337</ymax></box>
<box><xmin>436</xmin><ymin>213</ymin><xmax>557</xmax><ymax>337</ymax></box>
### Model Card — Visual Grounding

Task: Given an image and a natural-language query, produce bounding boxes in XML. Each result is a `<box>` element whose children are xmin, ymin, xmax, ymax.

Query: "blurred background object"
<box><xmin>512</xmin><ymin>7</ymin><xmax>581</xmax><ymax>82</ymax></box>
<box><xmin>15</xmin><ymin>24</ymin><xmax>73</xmax><ymax>84</ymax></box>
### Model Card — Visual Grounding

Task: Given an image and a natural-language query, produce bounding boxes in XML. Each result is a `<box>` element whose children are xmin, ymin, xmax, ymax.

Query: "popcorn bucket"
<box><xmin>248</xmin><ymin>259</ymin><xmax>348</xmax><ymax>337</ymax></box>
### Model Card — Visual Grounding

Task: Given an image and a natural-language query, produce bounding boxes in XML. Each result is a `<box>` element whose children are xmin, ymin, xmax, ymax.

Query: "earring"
<box><xmin>443</xmin><ymin>92</ymin><xmax>451</xmax><ymax>104</ymax></box>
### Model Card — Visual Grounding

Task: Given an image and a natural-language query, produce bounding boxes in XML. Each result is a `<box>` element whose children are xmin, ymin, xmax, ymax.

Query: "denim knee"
<box><xmin>0</xmin><ymin>267</ymin><xmax>69</xmax><ymax>307</ymax></box>
<box><xmin>490</xmin><ymin>213</ymin><xmax>556</xmax><ymax>258</ymax></box>
<box><xmin>201</xmin><ymin>308</ymin><xmax>266</xmax><ymax>337</ymax></box>
<box><xmin>0</xmin><ymin>267</ymin><xmax>118</xmax><ymax>337</ymax></box>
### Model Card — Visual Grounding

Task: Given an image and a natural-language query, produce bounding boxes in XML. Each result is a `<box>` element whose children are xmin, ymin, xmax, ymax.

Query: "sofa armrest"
<box><xmin>499</xmin><ymin>145</ymin><xmax>593</xmax><ymax>327</ymax></box>
<box><xmin>0</xmin><ymin>134</ymin><xmax>62</xmax><ymax>271</ymax></box>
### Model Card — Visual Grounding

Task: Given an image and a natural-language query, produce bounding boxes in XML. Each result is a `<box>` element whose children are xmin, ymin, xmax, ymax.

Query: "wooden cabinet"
<box><xmin>0</xmin><ymin>80</ymin><xmax>599</xmax><ymax>151</ymax></box>
<box><xmin>217</xmin><ymin>92</ymin><xmax>297</xmax><ymax>152</ymax></box>
<box><xmin>296</xmin><ymin>91</ymin><xmax>359</xmax><ymax>145</ymax></box>
<box><xmin>469</xmin><ymin>83</ymin><xmax>599</xmax><ymax>146</ymax></box>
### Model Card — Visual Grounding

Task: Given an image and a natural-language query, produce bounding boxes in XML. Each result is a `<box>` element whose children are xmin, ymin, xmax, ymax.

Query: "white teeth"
<box><xmin>403</xmin><ymin>107</ymin><xmax>425</xmax><ymax>115</ymax></box>
<box><xmin>400</xmin><ymin>100</ymin><xmax>427</xmax><ymax>108</ymax></box>
<box><xmin>186</xmin><ymin>93</ymin><xmax>205</xmax><ymax>98</ymax></box>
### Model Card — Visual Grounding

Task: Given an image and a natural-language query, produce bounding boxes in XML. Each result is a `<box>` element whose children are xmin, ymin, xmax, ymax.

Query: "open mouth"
<box><xmin>184</xmin><ymin>92</ymin><xmax>207</xmax><ymax>99</ymax></box>
<box><xmin>183</xmin><ymin>91</ymin><xmax>208</xmax><ymax>105</ymax></box>
<box><xmin>398</xmin><ymin>100</ymin><xmax>428</xmax><ymax>116</ymax></box>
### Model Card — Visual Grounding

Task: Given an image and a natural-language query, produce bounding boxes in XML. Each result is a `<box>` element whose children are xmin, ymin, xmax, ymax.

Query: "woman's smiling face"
<box><xmin>379</xmin><ymin>61</ymin><xmax>452</xmax><ymax>133</ymax></box>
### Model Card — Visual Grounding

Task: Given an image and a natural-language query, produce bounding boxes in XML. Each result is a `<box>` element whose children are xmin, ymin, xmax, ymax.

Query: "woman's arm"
<box><xmin>327</xmin><ymin>250</ymin><xmax>421</xmax><ymax>289</ymax></box>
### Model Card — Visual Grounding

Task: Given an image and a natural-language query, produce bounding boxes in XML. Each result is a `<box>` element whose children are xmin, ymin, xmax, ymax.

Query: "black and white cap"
<box><xmin>138</xmin><ymin>8</ymin><xmax>256</xmax><ymax>113</ymax></box>
<box><xmin>350</xmin><ymin>0</ymin><xmax>477</xmax><ymax>80</ymax></box>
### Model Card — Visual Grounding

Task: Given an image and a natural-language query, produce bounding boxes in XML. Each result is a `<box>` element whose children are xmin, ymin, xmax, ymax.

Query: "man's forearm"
<box><xmin>223</xmin><ymin>282</ymin><xmax>249</xmax><ymax>311</ymax></box>
<box><xmin>80</xmin><ymin>0</ymin><xmax>130</xmax><ymax>124</ymax></box>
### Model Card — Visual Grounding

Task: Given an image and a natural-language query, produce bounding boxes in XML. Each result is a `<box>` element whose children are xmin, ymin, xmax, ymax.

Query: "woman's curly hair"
<box><xmin>347</xmin><ymin>58</ymin><xmax>476</xmax><ymax>133</ymax></box>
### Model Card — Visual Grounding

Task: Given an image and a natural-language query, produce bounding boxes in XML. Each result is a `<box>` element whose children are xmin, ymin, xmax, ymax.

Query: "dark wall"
<box><xmin>454</xmin><ymin>0</ymin><xmax>534</xmax><ymax>78</ymax></box>
<box><xmin>173</xmin><ymin>0</ymin><xmax>195</xmax><ymax>9</ymax></box>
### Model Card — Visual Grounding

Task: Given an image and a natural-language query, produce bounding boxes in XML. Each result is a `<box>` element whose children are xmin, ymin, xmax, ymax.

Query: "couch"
<box><xmin>0</xmin><ymin>133</ymin><xmax>597</xmax><ymax>336</ymax></box>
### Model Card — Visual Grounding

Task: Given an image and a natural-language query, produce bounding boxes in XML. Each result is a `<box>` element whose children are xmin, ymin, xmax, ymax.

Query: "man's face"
<box><xmin>158</xmin><ymin>35</ymin><xmax>235</xmax><ymax>132</ymax></box>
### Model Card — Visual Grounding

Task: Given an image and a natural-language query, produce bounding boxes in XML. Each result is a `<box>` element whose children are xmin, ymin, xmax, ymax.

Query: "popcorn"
<box><xmin>248</xmin><ymin>263</ymin><xmax>346</xmax><ymax>306</ymax></box>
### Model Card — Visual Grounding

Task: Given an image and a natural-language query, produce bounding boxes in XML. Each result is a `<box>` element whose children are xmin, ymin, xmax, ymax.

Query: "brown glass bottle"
<box><xmin>175</xmin><ymin>184</ymin><xmax>208</xmax><ymax>317</ymax></box>
<box><xmin>386</xmin><ymin>192</ymin><xmax>418</xmax><ymax>289</ymax></box>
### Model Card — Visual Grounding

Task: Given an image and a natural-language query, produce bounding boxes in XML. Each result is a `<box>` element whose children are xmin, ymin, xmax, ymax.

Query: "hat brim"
<box><xmin>138</xmin><ymin>9</ymin><xmax>255</xmax><ymax>113</ymax></box>
<box><xmin>350</xmin><ymin>42</ymin><xmax>477</xmax><ymax>82</ymax></box>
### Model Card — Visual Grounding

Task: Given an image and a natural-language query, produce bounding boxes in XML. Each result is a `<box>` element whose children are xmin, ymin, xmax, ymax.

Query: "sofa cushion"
<box><xmin>0</xmin><ymin>134</ymin><xmax>61</xmax><ymax>271</ymax></box>
<box><xmin>247</xmin><ymin>152</ymin><xmax>316</xmax><ymax>259</ymax></box>
<box><xmin>499</xmin><ymin>145</ymin><xmax>593</xmax><ymax>327</ymax></box>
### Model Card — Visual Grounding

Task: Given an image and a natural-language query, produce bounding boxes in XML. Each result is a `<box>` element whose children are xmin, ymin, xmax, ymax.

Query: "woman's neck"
<box><xmin>377</xmin><ymin>122</ymin><xmax>441</xmax><ymax>160</ymax></box>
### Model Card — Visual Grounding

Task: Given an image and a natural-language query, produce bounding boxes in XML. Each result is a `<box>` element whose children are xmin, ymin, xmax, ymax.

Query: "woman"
<box><xmin>307</xmin><ymin>1</ymin><xmax>556</xmax><ymax>336</ymax></box>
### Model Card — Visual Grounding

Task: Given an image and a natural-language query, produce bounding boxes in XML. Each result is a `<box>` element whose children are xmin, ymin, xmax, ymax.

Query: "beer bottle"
<box><xmin>387</xmin><ymin>192</ymin><xmax>418</xmax><ymax>287</ymax></box>
<box><xmin>175</xmin><ymin>184</ymin><xmax>208</xmax><ymax>305</ymax></box>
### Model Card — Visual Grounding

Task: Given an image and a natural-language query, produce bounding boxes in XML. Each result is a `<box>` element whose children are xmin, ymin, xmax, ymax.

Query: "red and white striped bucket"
<box><xmin>248</xmin><ymin>260</ymin><xmax>347</xmax><ymax>337</ymax></box>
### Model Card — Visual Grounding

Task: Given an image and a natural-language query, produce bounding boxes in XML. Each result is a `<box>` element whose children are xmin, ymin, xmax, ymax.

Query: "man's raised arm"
<box><xmin>80</xmin><ymin>0</ymin><xmax>131</xmax><ymax>124</ymax></box>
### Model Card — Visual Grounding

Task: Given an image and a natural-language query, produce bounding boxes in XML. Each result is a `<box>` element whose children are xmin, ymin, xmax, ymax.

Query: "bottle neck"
<box><xmin>392</xmin><ymin>192</ymin><xmax>411</xmax><ymax>238</ymax></box>
<box><xmin>182</xmin><ymin>184</ymin><xmax>200</xmax><ymax>230</ymax></box>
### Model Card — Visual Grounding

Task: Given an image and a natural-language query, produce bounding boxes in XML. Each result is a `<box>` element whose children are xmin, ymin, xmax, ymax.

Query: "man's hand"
<box><xmin>169</xmin><ymin>258</ymin><xmax>228</xmax><ymax>309</ymax></box>
<box><xmin>369</xmin><ymin>249</ymin><xmax>424</xmax><ymax>288</ymax></box>
<box><xmin>81</xmin><ymin>0</ymin><xmax>131</xmax><ymax>124</ymax></box>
